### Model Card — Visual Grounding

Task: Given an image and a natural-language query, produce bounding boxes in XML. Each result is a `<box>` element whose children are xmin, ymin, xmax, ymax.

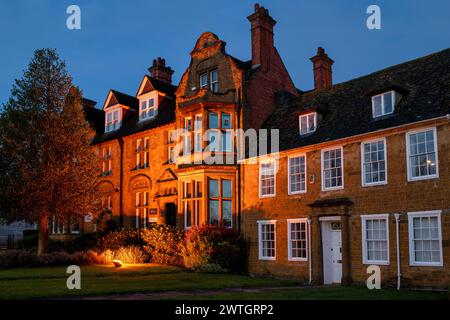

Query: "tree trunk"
<box><xmin>38</xmin><ymin>213</ymin><xmax>48</xmax><ymax>256</ymax></box>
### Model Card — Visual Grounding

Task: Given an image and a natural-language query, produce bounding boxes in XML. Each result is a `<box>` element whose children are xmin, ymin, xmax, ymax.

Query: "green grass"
<box><xmin>0</xmin><ymin>264</ymin><xmax>296</xmax><ymax>300</ymax></box>
<box><xmin>184</xmin><ymin>286</ymin><xmax>448</xmax><ymax>300</ymax></box>
<box><xmin>0</xmin><ymin>265</ymin><xmax>446</xmax><ymax>300</ymax></box>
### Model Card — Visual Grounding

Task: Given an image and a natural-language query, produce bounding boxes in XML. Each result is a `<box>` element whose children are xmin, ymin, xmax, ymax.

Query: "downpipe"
<box><xmin>394</xmin><ymin>213</ymin><xmax>401</xmax><ymax>290</ymax></box>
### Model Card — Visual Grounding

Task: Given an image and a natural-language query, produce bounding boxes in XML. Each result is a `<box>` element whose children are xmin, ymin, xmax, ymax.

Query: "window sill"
<box><xmin>362</xmin><ymin>181</ymin><xmax>387</xmax><ymax>188</ymax></box>
<box><xmin>259</xmin><ymin>257</ymin><xmax>276</xmax><ymax>261</ymax></box>
<box><xmin>409</xmin><ymin>261</ymin><xmax>443</xmax><ymax>267</ymax></box>
<box><xmin>259</xmin><ymin>194</ymin><xmax>276</xmax><ymax>199</ymax></box>
<box><xmin>321</xmin><ymin>186</ymin><xmax>344</xmax><ymax>192</ymax></box>
<box><xmin>362</xmin><ymin>260</ymin><xmax>389</xmax><ymax>266</ymax></box>
<box><xmin>288</xmin><ymin>258</ymin><xmax>308</xmax><ymax>262</ymax></box>
<box><xmin>407</xmin><ymin>175</ymin><xmax>439</xmax><ymax>182</ymax></box>
<box><xmin>288</xmin><ymin>190</ymin><xmax>307</xmax><ymax>196</ymax></box>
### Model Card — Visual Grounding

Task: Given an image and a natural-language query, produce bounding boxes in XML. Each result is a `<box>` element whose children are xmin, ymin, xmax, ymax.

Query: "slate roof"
<box><xmin>109</xmin><ymin>90</ymin><xmax>139</xmax><ymax>110</ymax></box>
<box><xmin>82</xmin><ymin>98</ymin><xmax>104</xmax><ymax>133</ymax></box>
<box><xmin>263</xmin><ymin>48</ymin><xmax>450</xmax><ymax>153</ymax></box>
<box><xmin>142</xmin><ymin>76</ymin><xmax>178</xmax><ymax>97</ymax></box>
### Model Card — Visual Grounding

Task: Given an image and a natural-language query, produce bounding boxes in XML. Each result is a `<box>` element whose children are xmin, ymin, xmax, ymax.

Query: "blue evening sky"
<box><xmin>0</xmin><ymin>0</ymin><xmax>449</xmax><ymax>107</ymax></box>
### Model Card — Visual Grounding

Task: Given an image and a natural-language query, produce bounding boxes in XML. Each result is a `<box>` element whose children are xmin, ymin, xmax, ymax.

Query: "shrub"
<box><xmin>100</xmin><ymin>246</ymin><xmax>148</xmax><ymax>264</ymax></box>
<box><xmin>181</xmin><ymin>225</ymin><xmax>248</xmax><ymax>273</ymax></box>
<box><xmin>47</xmin><ymin>233</ymin><xmax>99</xmax><ymax>253</ymax></box>
<box><xmin>0</xmin><ymin>250</ymin><xmax>40</xmax><ymax>268</ymax></box>
<box><xmin>0</xmin><ymin>250</ymin><xmax>108</xmax><ymax>269</ymax></box>
<box><xmin>141</xmin><ymin>225</ymin><xmax>184</xmax><ymax>266</ymax></box>
<box><xmin>97</xmin><ymin>229</ymin><xmax>145</xmax><ymax>250</ymax></box>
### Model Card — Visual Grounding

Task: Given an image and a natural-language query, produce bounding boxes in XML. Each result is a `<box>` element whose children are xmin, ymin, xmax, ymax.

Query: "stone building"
<box><xmin>78</xmin><ymin>4</ymin><xmax>449</xmax><ymax>288</ymax></box>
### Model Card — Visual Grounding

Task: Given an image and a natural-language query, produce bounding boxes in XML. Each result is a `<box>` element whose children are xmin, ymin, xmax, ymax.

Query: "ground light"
<box><xmin>112</xmin><ymin>260</ymin><xmax>123</xmax><ymax>268</ymax></box>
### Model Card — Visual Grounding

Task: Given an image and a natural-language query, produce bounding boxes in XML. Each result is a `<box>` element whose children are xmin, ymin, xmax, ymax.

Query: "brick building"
<box><xmin>80</xmin><ymin>4</ymin><xmax>449</xmax><ymax>288</ymax></box>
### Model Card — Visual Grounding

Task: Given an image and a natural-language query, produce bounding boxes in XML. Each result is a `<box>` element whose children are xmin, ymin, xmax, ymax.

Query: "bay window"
<box><xmin>208</xmin><ymin>178</ymin><xmax>232</xmax><ymax>227</ymax></box>
<box><xmin>183</xmin><ymin>180</ymin><xmax>202</xmax><ymax>229</ymax></box>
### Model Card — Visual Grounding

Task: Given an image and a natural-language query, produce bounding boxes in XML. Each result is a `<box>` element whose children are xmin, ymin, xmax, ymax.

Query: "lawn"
<box><xmin>0</xmin><ymin>264</ymin><xmax>297</xmax><ymax>300</ymax></box>
<box><xmin>0</xmin><ymin>264</ymin><xmax>446</xmax><ymax>300</ymax></box>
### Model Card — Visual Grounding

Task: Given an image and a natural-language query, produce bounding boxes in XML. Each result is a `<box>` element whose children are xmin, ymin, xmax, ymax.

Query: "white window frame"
<box><xmin>287</xmin><ymin>218</ymin><xmax>308</xmax><ymax>261</ymax></box>
<box><xmin>361</xmin><ymin>214</ymin><xmax>390</xmax><ymax>265</ymax></box>
<box><xmin>372</xmin><ymin>90</ymin><xmax>396</xmax><ymax>118</ymax></box>
<box><xmin>288</xmin><ymin>154</ymin><xmax>307</xmax><ymax>195</ymax></box>
<box><xmin>105</xmin><ymin>108</ymin><xmax>122</xmax><ymax>132</ymax></box>
<box><xmin>298</xmin><ymin>112</ymin><xmax>317</xmax><ymax>135</ymax></box>
<box><xmin>210</xmin><ymin>69</ymin><xmax>218</xmax><ymax>92</ymax></box>
<box><xmin>258</xmin><ymin>220</ymin><xmax>277</xmax><ymax>261</ymax></box>
<box><xmin>361</xmin><ymin>138</ymin><xmax>388</xmax><ymax>187</ymax></box>
<box><xmin>408</xmin><ymin>210</ymin><xmax>443</xmax><ymax>267</ymax></box>
<box><xmin>139</xmin><ymin>94</ymin><xmax>158</xmax><ymax>121</ymax></box>
<box><xmin>406</xmin><ymin>127</ymin><xmax>439</xmax><ymax>182</ymax></box>
<box><xmin>194</xmin><ymin>114</ymin><xmax>203</xmax><ymax>153</ymax></box>
<box><xmin>321</xmin><ymin>146</ymin><xmax>344</xmax><ymax>191</ymax></box>
<box><xmin>259</xmin><ymin>159</ymin><xmax>276</xmax><ymax>198</ymax></box>
<box><xmin>200</xmin><ymin>73</ymin><xmax>208</xmax><ymax>89</ymax></box>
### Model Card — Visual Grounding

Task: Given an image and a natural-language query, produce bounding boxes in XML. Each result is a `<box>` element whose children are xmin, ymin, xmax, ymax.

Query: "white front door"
<box><xmin>321</xmin><ymin>220</ymin><xmax>342</xmax><ymax>284</ymax></box>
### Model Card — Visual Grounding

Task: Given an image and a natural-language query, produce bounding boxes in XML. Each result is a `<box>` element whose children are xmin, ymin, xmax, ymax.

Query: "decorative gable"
<box><xmin>156</xmin><ymin>168</ymin><xmax>178</xmax><ymax>183</ymax></box>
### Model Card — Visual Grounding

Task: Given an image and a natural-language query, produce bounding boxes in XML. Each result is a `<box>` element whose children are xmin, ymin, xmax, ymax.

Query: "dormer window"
<box><xmin>299</xmin><ymin>112</ymin><xmax>317</xmax><ymax>135</ymax></box>
<box><xmin>105</xmin><ymin>109</ymin><xmax>121</xmax><ymax>132</ymax></box>
<box><xmin>140</xmin><ymin>97</ymin><xmax>157</xmax><ymax>121</ymax></box>
<box><xmin>372</xmin><ymin>91</ymin><xmax>395</xmax><ymax>118</ymax></box>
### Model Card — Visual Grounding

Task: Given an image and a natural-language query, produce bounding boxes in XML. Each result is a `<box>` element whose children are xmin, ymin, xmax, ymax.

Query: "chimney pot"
<box><xmin>148</xmin><ymin>57</ymin><xmax>174</xmax><ymax>84</ymax></box>
<box><xmin>310</xmin><ymin>47</ymin><xmax>334</xmax><ymax>90</ymax></box>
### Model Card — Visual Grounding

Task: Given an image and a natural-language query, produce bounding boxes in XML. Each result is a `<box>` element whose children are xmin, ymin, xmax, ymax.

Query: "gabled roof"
<box><xmin>263</xmin><ymin>48</ymin><xmax>450</xmax><ymax>153</ymax></box>
<box><xmin>82</xmin><ymin>98</ymin><xmax>104</xmax><ymax>133</ymax></box>
<box><xmin>92</xmin><ymin>94</ymin><xmax>175</xmax><ymax>145</ymax></box>
<box><xmin>103</xmin><ymin>90</ymin><xmax>139</xmax><ymax>110</ymax></box>
<box><xmin>136</xmin><ymin>75</ymin><xmax>177</xmax><ymax>97</ymax></box>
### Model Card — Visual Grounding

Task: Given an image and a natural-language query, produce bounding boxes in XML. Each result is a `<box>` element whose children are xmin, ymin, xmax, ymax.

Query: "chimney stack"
<box><xmin>247</xmin><ymin>3</ymin><xmax>276</xmax><ymax>72</ymax></box>
<box><xmin>310</xmin><ymin>47</ymin><xmax>334</xmax><ymax>90</ymax></box>
<box><xmin>148</xmin><ymin>57</ymin><xmax>174</xmax><ymax>84</ymax></box>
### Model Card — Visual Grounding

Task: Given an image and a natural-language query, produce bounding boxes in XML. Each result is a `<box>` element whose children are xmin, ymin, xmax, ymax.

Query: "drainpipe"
<box><xmin>394</xmin><ymin>213</ymin><xmax>401</xmax><ymax>290</ymax></box>
<box><xmin>307</xmin><ymin>218</ymin><xmax>312</xmax><ymax>285</ymax></box>
<box><xmin>119</xmin><ymin>137</ymin><xmax>124</xmax><ymax>228</ymax></box>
